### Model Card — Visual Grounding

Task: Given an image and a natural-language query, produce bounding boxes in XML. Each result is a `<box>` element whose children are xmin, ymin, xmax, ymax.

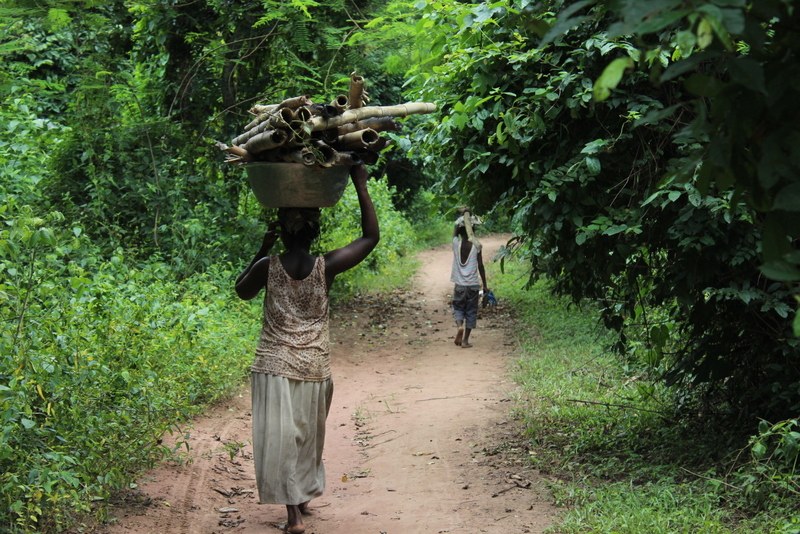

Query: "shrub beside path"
<box><xmin>101</xmin><ymin>235</ymin><xmax>557</xmax><ymax>534</ymax></box>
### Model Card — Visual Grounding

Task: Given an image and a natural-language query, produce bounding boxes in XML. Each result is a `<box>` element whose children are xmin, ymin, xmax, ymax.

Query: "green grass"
<box><xmin>491</xmin><ymin>259</ymin><xmax>800</xmax><ymax>534</ymax></box>
<box><xmin>329</xmin><ymin>214</ymin><xmax>451</xmax><ymax>300</ymax></box>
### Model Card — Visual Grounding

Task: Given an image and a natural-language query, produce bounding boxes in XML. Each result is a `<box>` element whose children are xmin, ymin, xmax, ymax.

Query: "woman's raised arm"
<box><xmin>324</xmin><ymin>164</ymin><xmax>380</xmax><ymax>284</ymax></box>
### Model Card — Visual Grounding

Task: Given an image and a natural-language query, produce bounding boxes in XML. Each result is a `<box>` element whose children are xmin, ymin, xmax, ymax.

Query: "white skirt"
<box><xmin>251</xmin><ymin>373</ymin><xmax>334</xmax><ymax>505</ymax></box>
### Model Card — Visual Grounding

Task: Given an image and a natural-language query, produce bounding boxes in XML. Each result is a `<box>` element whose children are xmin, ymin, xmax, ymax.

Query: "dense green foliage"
<box><xmin>0</xmin><ymin>2</ymin><xmax>425</xmax><ymax>531</ymax></box>
<box><xmin>376</xmin><ymin>0</ymin><xmax>799</xmax><ymax>420</ymax></box>
<box><xmin>3</xmin><ymin>0</ymin><xmax>799</xmax><ymax>531</ymax></box>
<box><xmin>493</xmin><ymin>259</ymin><xmax>799</xmax><ymax>532</ymax></box>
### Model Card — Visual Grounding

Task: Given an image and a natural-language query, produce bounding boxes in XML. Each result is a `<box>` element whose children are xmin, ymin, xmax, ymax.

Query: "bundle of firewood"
<box><xmin>217</xmin><ymin>73</ymin><xmax>436</xmax><ymax>167</ymax></box>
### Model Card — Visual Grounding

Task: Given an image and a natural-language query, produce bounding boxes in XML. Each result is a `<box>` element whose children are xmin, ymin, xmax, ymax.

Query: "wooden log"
<box><xmin>337</xmin><ymin>128</ymin><xmax>380</xmax><ymax>151</ymax></box>
<box><xmin>309</xmin><ymin>102</ymin><xmax>436</xmax><ymax>131</ymax></box>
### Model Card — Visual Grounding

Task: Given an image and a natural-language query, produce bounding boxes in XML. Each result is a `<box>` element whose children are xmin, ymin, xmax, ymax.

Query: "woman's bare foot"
<box><xmin>299</xmin><ymin>501</ymin><xmax>311</xmax><ymax>515</ymax></box>
<box><xmin>285</xmin><ymin>505</ymin><xmax>305</xmax><ymax>533</ymax></box>
<box><xmin>454</xmin><ymin>328</ymin><xmax>463</xmax><ymax>346</ymax></box>
<box><xmin>461</xmin><ymin>341</ymin><xmax>473</xmax><ymax>348</ymax></box>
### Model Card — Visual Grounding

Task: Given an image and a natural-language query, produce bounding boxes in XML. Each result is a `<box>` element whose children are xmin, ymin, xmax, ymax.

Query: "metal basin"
<box><xmin>244</xmin><ymin>163</ymin><xmax>349</xmax><ymax>208</ymax></box>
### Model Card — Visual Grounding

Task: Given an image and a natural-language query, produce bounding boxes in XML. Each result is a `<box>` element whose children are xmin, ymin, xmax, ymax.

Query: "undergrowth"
<box><xmin>492</xmin><ymin>259</ymin><xmax>800</xmax><ymax>533</ymax></box>
<box><xmin>0</xmin><ymin>171</ymin><xmax>446</xmax><ymax>532</ymax></box>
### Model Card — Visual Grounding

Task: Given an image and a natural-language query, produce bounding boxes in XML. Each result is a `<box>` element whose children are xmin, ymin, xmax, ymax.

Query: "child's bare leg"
<box><xmin>454</xmin><ymin>320</ymin><xmax>464</xmax><ymax>345</ymax></box>
<box><xmin>461</xmin><ymin>328</ymin><xmax>473</xmax><ymax>348</ymax></box>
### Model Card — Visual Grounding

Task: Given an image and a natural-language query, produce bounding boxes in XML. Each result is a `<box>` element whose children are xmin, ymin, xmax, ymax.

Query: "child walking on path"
<box><xmin>450</xmin><ymin>209</ymin><xmax>488</xmax><ymax>348</ymax></box>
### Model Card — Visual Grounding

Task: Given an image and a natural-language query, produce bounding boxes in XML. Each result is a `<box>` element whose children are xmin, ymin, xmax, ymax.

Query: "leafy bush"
<box><xmin>0</xmin><ymin>206</ymin><xmax>256</xmax><ymax>531</ymax></box>
<box><xmin>494</xmin><ymin>260</ymin><xmax>798</xmax><ymax>532</ymax></box>
<box><xmin>378</xmin><ymin>0</ymin><xmax>799</xmax><ymax>421</ymax></box>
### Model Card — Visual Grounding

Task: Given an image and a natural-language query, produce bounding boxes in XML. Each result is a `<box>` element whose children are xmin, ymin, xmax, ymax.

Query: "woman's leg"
<box><xmin>286</xmin><ymin>504</ymin><xmax>305</xmax><ymax>533</ymax></box>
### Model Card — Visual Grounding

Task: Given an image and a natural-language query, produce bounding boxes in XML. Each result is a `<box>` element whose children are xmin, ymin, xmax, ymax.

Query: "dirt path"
<box><xmin>102</xmin><ymin>235</ymin><xmax>557</xmax><ymax>534</ymax></box>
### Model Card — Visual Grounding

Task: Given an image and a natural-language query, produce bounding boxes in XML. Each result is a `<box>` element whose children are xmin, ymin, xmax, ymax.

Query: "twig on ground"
<box><xmin>416</xmin><ymin>393</ymin><xmax>472</xmax><ymax>402</ymax></box>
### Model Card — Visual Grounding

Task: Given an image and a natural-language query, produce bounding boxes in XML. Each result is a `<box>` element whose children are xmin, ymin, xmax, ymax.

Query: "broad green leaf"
<box><xmin>676</xmin><ymin>30</ymin><xmax>697</xmax><ymax>56</ymax></box>
<box><xmin>581</xmin><ymin>139</ymin><xmax>608</xmax><ymax>154</ymax></box>
<box><xmin>697</xmin><ymin>17</ymin><xmax>713</xmax><ymax>49</ymax></box>
<box><xmin>593</xmin><ymin>57</ymin><xmax>634</xmax><ymax>102</ymax></box>
<box><xmin>760</xmin><ymin>260</ymin><xmax>800</xmax><ymax>282</ymax></box>
<box><xmin>603</xmin><ymin>224</ymin><xmax>627</xmax><ymax>236</ymax></box>
<box><xmin>585</xmin><ymin>156</ymin><xmax>601</xmax><ymax>174</ymax></box>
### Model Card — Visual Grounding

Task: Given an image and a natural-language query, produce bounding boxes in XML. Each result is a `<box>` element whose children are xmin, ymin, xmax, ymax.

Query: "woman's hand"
<box><xmin>260</xmin><ymin>221</ymin><xmax>280</xmax><ymax>252</ymax></box>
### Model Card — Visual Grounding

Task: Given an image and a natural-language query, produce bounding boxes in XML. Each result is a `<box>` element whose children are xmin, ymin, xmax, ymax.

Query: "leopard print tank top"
<box><xmin>250</xmin><ymin>255</ymin><xmax>331</xmax><ymax>381</ymax></box>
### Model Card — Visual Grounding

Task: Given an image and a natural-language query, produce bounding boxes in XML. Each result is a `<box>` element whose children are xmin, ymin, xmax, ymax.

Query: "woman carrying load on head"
<box><xmin>235</xmin><ymin>164</ymin><xmax>379</xmax><ymax>534</ymax></box>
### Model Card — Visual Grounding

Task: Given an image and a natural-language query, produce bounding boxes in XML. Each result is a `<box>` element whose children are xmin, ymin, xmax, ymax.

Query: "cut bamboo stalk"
<box><xmin>249</xmin><ymin>104</ymin><xmax>278</xmax><ymax>115</ymax></box>
<box><xmin>215</xmin><ymin>141</ymin><xmax>255</xmax><ymax>163</ymax></box>
<box><xmin>330</xmin><ymin>95</ymin><xmax>348</xmax><ymax>113</ymax></box>
<box><xmin>313</xmin><ymin>128</ymin><xmax>339</xmax><ymax>145</ymax></box>
<box><xmin>295</xmin><ymin>106</ymin><xmax>313</xmax><ymax>122</ymax></box>
<box><xmin>338</xmin><ymin>117</ymin><xmax>400</xmax><ymax>135</ymax></box>
<box><xmin>244</xmin><ymin>114</ymin><xmax>267</xmax><ymax>132</ymax></box>
<box><xmin>244</xmin><ymin>103</ymin><xmax>279</xmax><ymax>131</ymax></box>
<box><xmin>337</xmin><ymin>128</ymin><xmax>380</xmax><ymax>151</ymax></box>
<box><xmin>277</xmin><ymin>95</ymin><xmax>313</xmax><ymax>110</ymax></box>
<box><xmin>288</xmin><ymin>120</ymin><xmax>312</xmax><ymax>145</ymax></box>
<box><xmin>244</xmin><ymin>129</ymin><xmax>289</xmax><ymax>154</ymax></box>
<box><xmin>243</xmin><ymin>97</ymin><xmax>309</xmax><ymax>133</ymax></box>
<box><xmin>311</xmin><ymin>140</ymin><xmax>337</xmax><ymax>167</ymax></box>
<box><xmin>348</xmin><ymin>72</ymin><xmax>365</xmax><ymax>109</ymax></box>
<box><xmin>234</xmin><ymin>107</ymin><xmax>295</xmax><ymax>145</ymax></box>
<box><xmin>270</xmin><ymin>107</ymin><xmax>295</xmax><ymax>128</ymax></box>
<box><xmin>309</xmin><ymin>102</ymin><xmax>436</xmax><ymax>131</ymax></box>
<box><xmin>281</xmin><ymin>147</ymin><xmax>316</xmax><ymax>166</ymax></box>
